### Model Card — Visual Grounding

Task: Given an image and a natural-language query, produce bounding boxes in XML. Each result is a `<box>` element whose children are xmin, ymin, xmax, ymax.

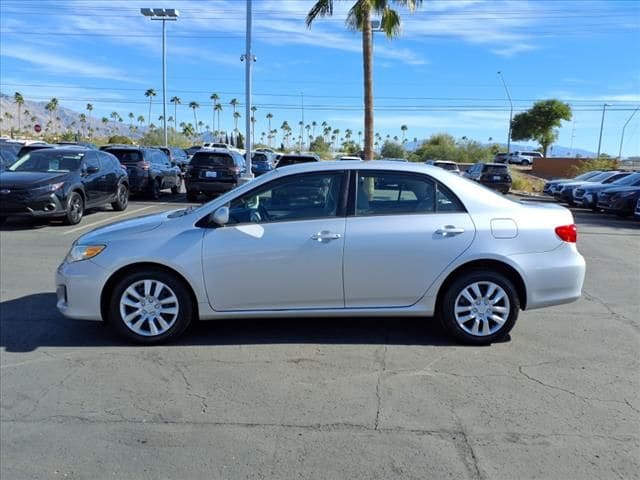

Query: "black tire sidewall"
<box><xmin>112</xmin><ymin>183</ymin><xmax>129</xmax><ymax>211</ymax></box>
<box><xmin>440</xmin><ymin>270</ymin><xmax>519</xmax><ymax>345</ymax></box>
<box><xmin>65</xmin><ymin>192</ymin><xmax>84</xmax><ymax>225</ymax></box>
<box><xmin>150</xmin><ymin>178</ymin><xmax>161</xmax><ymax>199</ymax></box>
<box><xmin>108</xmin><ymin>269</ymin><xmax>193</xmax><ymax>344</ymax></box>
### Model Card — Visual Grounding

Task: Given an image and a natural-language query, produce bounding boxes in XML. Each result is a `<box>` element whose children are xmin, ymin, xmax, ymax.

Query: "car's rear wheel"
<box><xmin>150</xmin><ymin>179</ymin><xmax>161</xmax><ymax>200</ymax></box>
<box><xmin>64</xmin><ymin>192</ymin><xmax>84</xmax><ymax>225</ymax></box>
<box><xmin>521</xmin><ymin>160</ymin><xmax>530</xmax><ymax>166</ymax></box>
<box><xmin>108</xmin><ymin>269</ymin><xmax>193</xmax><ymax>344</ymax></box>
<box><xmin>111</xmin><ymin>183</ymin><xmax>129</xmax><ymax>211</ymax></box>
<box><xmin>439</xmin><ymin>270</ymin><xmax>519</xmax><ymax>345</ymax></box>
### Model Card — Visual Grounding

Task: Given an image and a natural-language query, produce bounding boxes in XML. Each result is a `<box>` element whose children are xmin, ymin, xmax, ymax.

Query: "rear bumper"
<box><xmin>510</xmin><ymin>243</ymin><xmax>586</xmax><ymax>310</ymax></box>
<box><xmin>481</xmin><ymin>182</ymin><xmax>511</xmax><ymax>192</ymax></box>
<box><xmin>186</xmin><ymin>179</ymin><xmax>238</xmax><ymax>193</ymax></box>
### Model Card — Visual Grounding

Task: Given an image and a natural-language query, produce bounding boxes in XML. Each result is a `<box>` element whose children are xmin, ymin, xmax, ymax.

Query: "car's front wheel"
<box><xmin>108</xmin><ymin>269</ymin><xmax>193</xmax><ymax>344</ymax></box>
<box><xmin>439</xmin><ymin>270</ymin><xmax>519</xmax><ymax>345</ymax></box>
<box><xmin>64</xmin><ymin>192</ymin><xmax>84</xmax><ymax>225</ymax></box>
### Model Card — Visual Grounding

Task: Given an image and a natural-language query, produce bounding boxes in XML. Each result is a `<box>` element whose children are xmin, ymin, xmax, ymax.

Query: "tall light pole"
<box><xmin>141</xmin><ymin>8</ymin><xmax>179</xmax><ymax>148</ymax></box>
<box><xmin>497</xmin><ymin>71</ymin><xmax>513</xmax><ymax>154</ymax></box>
<box><xmin>596</xmin><ymin>103</ymin><xmax>611</xmax><ymax>160</ymax></box>
<box><xmin>240</xmin><ymin>0</ymin><xmax>255</xmax><ymax>182</ymax></box>
<box><xmin>619</xmin><ymin>106</ymin><xmax>639</xmax><ymax>159</ymax></box>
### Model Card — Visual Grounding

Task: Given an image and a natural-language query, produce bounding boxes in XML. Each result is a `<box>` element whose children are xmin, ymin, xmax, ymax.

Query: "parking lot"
<box><xmin>1</xmin><ymin>192</ymin><xmax>639</xmax><ymax>480</ymax></box>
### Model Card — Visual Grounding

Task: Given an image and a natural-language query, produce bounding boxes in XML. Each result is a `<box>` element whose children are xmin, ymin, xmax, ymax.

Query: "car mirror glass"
<box><xmin>211</xmin><ymin>206</ymin><xmax>229</xmax><ymax>226</ymax></box>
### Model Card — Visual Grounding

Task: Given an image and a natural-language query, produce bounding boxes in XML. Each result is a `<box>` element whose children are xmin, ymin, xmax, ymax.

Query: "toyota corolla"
<box><xmin>56</xmin><ymin>161</ymin><xmax>586</xmax><ymax>345</ymax></box>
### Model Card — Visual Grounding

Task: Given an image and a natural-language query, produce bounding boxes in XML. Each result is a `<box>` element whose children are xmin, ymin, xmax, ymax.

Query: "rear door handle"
<box><xmin>435</xmin><ymin>225</ymin><xmax>465</xmax><ymax>236</ymax></box>
<box><xmin>311</xmin><ymin>231</ymin><xmax>342</xmax><ymax>242</ymax></box>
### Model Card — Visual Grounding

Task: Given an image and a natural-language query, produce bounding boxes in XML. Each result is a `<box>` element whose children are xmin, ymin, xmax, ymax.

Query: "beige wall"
<box><xmin>531</xmin><ymin>157</ymin><xmax>587</xmax><ymax>179</ymax></box>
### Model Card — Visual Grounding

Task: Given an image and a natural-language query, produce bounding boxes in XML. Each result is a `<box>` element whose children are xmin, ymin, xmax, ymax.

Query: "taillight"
<box><xmin>137</xmin><ymin>161</ymin><xmax>151</xmax><ymax>170</ymax></box>
<box><xmin>230</xmin><ymin>166</ymin><xmax>241</xmax><ymax>175</ymax></box>
<box><xmin>555</xmin><ymin>224</ymin><xmax>577</xmax><ymax>243</ymax></box>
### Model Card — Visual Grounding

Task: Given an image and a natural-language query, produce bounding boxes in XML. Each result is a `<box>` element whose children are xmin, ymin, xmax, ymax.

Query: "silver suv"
<box><xmin>507</xmin><ymin>151</ymin><xmax>543</xmax><ymax>165</ymax></box>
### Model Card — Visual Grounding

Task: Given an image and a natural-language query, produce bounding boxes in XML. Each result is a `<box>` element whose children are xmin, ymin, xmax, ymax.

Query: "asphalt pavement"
<box><xmin>1</xmin><ymin>192</ymin><xmax>638</xmax><ymax>480</ymax></box>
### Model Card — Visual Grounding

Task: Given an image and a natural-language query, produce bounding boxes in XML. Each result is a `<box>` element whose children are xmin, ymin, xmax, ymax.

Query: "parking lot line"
<box><xmin>62</xmin><ymin>205</ymin><xmax>158</xmax><ymax>235</ymax></box>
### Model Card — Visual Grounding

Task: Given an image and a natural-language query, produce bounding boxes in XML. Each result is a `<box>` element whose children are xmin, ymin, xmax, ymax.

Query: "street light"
<box><xmin>596</xmin><ymin>103</ymin><xmax>611</xmax><ymax>160</ymax></box>
<box><xmin>140</xmin><ymin>7</ymin><xmax>179</xmax><ymax>148</ymax></box>
<box><xmin>497</xmin><ymin>71</ymin><xmax>513</xmax><ymax>154</ymax></box>
<box><xmin>619</xmin><ymin>106</ymin><xmax>639</xmax><ymax>159</ymax></box>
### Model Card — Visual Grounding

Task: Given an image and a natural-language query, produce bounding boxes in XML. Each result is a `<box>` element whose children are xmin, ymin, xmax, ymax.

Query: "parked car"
<box><xmin>635</xmin><ymin>197</ymin><xmax>640</xmax><ymax>218</ymax></box>
<box><xmin>185</xmin><ymin>148</ymin><xmax>246</xmax><ymax>201</ymax></box>
<box><xmin>0</xmin><ymin>148</ymin><xmax>129</xmax><ymax>226</ymax></box>
<box><xmin>494</xmin><ymin>152</ymin><xmax>509</xmax><ymax>163</ymax></box>
<box><xmin>275</xmin><ymin>153</ymin><xmax>320</xmax><ymax>168</ymax></box>
<box><xmin>464</xmin><ymin>162</ymin><xmax>512</xmax><ymax>194</ymax></box>
<box><xmin>154</xmin><ymin>146</ymin><xmax>189</xmax><ymax>172</ymax></box>
<box><xmin>101</xmin><ymin>146</ymin><xmax>181</xmax><ymax>199</ymax></box>
<box><xmin>573</xmin><ymin>172</ymin><xmax>639</xmax><ymax>210</ymax></box>
<box><xmin>596</xmin><ymin>185</ymin><xmax>640</xmax><ymax>217</ymax></box>
<box><xmin>543</xmin><ymin>170</ymin><xmax>603</xmax><ymax>195</ymax></box>
<box><xmin>380</xmin><ymin>157</ymin><xmax>409</xmax><ymax>162</ymax></box>
<box><xmin>55</xmin><ymin>141</ymin><xmax>98</xmax><ymax>149</ymax></box>
<box><xmin>185</xmin><ymin>145</ymin><xmax>202</xmax><ymax>157</ymax></box>
<box><xmin>55</xmin><ymin>161</ymin><xmax>585</xmax><ymax>346</ymax></box>
<box><xmin>17</xmin><ymin>143</ymin><xmax>54</xmax><ymax>158</ymax></box>
<box><xmin>507</xmin><ymin>151</ymin><xmax>543</xmax><ymax>165</ymax></box>
<box><xmin>0</xmin><ymin>144</ymin><xmax>18</xmax><ymax>170</ymax></box>
<box><xmin>425</xmin><ymin>160</ymin><xmax>461</xmax><ymax>175</ymax></box>
<box><xmin>249</xmin><ymin>151</ymin><xmax>275</xmax><ymax>176</ymax></box>
<box><xmin>554</xmin><ymin>171</ymin><xmax>629</xmax><ymax>204</ymax></box>
<box><xmin>338</xmin><ymin>155</ymin><xmax>362</xmax><ymax>161</ymax></box>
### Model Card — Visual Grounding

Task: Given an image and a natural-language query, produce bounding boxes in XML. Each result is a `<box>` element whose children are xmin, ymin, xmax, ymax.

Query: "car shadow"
<box><xmin>0</xmin><ymin>207</ymin><xmax>115</xmax><ymax>231</ymax></box>
<box><xmin>0</xmin><ymin>293</ymin><xmax>489</xmax><ymax>352</ymax></box>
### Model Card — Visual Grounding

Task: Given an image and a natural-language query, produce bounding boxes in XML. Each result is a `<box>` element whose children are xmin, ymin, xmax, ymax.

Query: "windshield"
<box><xmin>575</xmin><ymin>171</ymin><xmax>601</xmax><ymax>181</ymax></box>
<box><xmin>588</xmin><ymin>171</ymin><xmax>618</xmax><ymax>182</ymax></box>
<box><xmin>8</xmin><ymin>151</ymin><xmax>84</xmax><ymax>172</ymax></box>
<box><xmin>609</xmin><ymin>173</ymin><xmax>640</xmax><ymax>186</ymax></box>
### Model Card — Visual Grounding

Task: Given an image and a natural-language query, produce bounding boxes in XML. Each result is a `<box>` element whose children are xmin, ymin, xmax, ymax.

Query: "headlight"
<box><xmin>65</xmin><ymin>244</ymin><xmax>106</xmax><ymax>263</ymax></box>
<box><xmin>33</xmin><ymin>182</ymin><xmax>64</xmax><ymax>193</ymax></box>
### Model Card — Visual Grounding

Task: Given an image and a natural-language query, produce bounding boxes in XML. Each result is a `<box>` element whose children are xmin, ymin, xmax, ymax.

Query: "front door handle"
<box><xmin>311</xmin><ymin>231</ymin><xmax>342</xmax><ymax>242</ymax></box>
<box><xmin>435</xmin><ymin>225</ymin><xmax>465</xmax><ymax>236</ymax></box>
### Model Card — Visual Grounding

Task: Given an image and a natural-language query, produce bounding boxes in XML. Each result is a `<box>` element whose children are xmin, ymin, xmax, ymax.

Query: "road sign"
<box><xmin>34</xmin><ymin>124</ymin><xmax>42</xmax><ymax>133</ymax></box>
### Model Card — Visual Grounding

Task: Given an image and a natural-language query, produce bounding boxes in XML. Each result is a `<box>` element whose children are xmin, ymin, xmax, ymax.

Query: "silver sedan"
<box><xmin>56</xmin><ymin>161</ymin><xmax>586</xmax><ymax>345</ymax></box>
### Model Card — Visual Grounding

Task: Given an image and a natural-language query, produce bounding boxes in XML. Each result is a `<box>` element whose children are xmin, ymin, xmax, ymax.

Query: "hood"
<box><xmin>601</xmin><ymin>186</ymin><xmax>640</xmax><ymax>196</ymax></box>
<box><xmin>0</xmin><ymin>171</ymin><xmax>69</xmax><ymax>188</ymax></box>
<box><xmin>77</xmin><ymin>211</ymin><xmax>172</xmax><ymax>243</ymax></box>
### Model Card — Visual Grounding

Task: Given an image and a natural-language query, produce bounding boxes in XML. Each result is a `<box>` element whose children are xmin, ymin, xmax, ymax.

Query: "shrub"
<box><xmin>569</xmin><ymin>158</ymin><xmax>619</xmax><ymax>176</ymax></box>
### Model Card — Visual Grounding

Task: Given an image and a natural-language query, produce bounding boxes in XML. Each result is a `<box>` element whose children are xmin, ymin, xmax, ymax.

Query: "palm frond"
<box><xmin>346</xmin><ymin>0</ymin><xmax>367</xmax><ymax>30</ymax></box>
<box><xmin>380</xmin><ymin>7</ymin><xmax>401</xmax><ymax>38</ymax></box>
<box><xmin>306</xmin><ymin>0</ymin><xmax>334</xmax><ymax>27</ymax></box>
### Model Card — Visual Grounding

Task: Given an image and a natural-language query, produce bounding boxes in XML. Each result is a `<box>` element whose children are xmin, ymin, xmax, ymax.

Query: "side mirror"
<box><xmin>211</xmin><ymin>206</ymin><xmax>229</xmax><ymax>226</ymax></box>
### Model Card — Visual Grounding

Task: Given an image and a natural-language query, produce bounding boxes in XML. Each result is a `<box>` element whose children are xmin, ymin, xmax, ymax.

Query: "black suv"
<box><xmin>275</xmin><ymin>153</ymin><xmax>320</xmax><ymax>168</ymax></box>
<box><xmin>155</xmin><ymin>146</ymin><xmax>190</xmax><ymax>172</ymax></box>
<box><xmin>0</xmin><ymin>148</ymin><xmax>129</xmax><ymax>225</ymax></box>
<box><xmin>185</xmin><ymin>149</ymin><xmax>246</xmax><ymax>201</ymax></box>
<box><xmin>464</xmin><ymin>162</ymin><xmax>512</xmax><ymax>194</ymax></box>
<box><xmin>102</xmin><ymin>146</ymin><xmax>181</xmax><ymax>199</ymax></box>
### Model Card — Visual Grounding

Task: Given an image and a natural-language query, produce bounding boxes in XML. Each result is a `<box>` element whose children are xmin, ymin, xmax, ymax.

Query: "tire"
<box><xmin>521</xmin><ymin>160</ymin><xmax>530</xmax><ymax>166</ymax></box>
<box><xmin>108</xmin><ymin>269</ymin><xmax>193</xmax><ymax>344</ymax></box>
<box><xmin>171</xmin><ymin>176</ymin><xmax>182</xmax><ymax>195</ymax></box>
<box><xmin>149</xmin><ymin>178</ymin><xmax>161</xmax><ymax>200</ymax></box>
<box><xmin>111</xmin><ymin>183</ymin><xmax>129</xmax><ymax>211</ymax></box>
<box><xmin>64</xmin><ymin>192</ymin><xmax>84</xmax><ymax>225</ymax></box>
<box><xmin>186</xmin><ymin>190</ymin><xmax>198</xmax><ymax>202</ymax></box>
<box><xmin>439</xmin><ymin>270</ymin><xmax>519</xmax><ymax>345</ymax></box>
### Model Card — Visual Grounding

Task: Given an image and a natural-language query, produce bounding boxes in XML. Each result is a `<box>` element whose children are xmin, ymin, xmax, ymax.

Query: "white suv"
<box><xmin>507</xmin><ymin>151</ymin><xmax>543</xmax><ymax>165</ymax></box>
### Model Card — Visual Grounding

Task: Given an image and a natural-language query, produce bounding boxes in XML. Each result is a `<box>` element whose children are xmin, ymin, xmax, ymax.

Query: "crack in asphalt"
<box><xmin>582</xmin><ymin>290</ymin><xmax>639</xmax><ymax>334</ymax></box>
<box><xmin>373</xmin><ymin>344</ymin><xmax>388</xmax><ymax>431</ymax></box>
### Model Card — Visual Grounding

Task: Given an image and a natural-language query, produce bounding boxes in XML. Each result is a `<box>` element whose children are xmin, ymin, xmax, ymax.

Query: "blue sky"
<box><xmin>1</xmin><ymin>0</ymin><xmax>639</xmax><ymax>156</ymax></box>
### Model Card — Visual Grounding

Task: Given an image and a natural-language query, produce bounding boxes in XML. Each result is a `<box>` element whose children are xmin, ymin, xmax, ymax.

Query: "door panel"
<box><xmin>343</xmin><ymin>213</ymin><xmax>475</xmax><ymax>307</ymax></box>
<box><xmin>202</xmin><ymin>218</ymin><xmax>346</xmax><ymax>311</ymax></box>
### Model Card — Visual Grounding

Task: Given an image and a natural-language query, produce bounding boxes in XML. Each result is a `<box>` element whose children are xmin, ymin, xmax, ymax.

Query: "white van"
<box><xmin>507</xmin><ymin>151</ymin><xmax>543</xmax><ymax>165</ymax></box>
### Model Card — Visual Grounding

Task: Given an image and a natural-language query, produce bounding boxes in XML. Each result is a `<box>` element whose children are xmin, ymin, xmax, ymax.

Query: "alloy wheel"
<box><xmin>119</xmin><ymin>279</ymin><xmax>179</xmax><ymax>337</ymax></box>
<box><xmin>454</xmin><ymin>281</ymin><xmax>511</xmax><ymax>337</ymax></box>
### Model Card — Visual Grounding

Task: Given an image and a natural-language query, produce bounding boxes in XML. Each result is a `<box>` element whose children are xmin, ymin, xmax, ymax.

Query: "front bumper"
<box><xmin>56</xmin><ymin>259</ymin><xmax>108</xmax><ymax>320</ymax></box>
<box><xmin>0</xmin><ymin>191</ymin><xmax>65</xmax><ymax>218</ymax></box>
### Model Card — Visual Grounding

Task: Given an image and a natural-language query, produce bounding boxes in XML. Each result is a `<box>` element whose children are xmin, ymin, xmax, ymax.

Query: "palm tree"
<box><xmin>400</xmin><ymin>124</ymin><xmax>408</xmax><ymax>142</ymax></box>
<box><xmin>128</xmin><ymin>112</ymin><xmax>135</xmax><ymax>128</ymax></box>
<box><xmin>85</xmin><ymin>103</ymin><xmax>93</xmax><ymax>137</ymax></box>
<box><xmin>233</xmin><ymin>111</ymin><xmax>241</xmax><ymax>132</ymax></box>
<box><xmin>198</xmin><ymin>120</ymin><xmax>205</xmax><ymax>133</ymax></box>
<box><xmin>170</xmin><ymin>96</ymin><xmax>181</xmax><ymax>131</ymax></box>
<box><xmin>306</xmin><ymin>0</ymin><xmax>423</xmax><ymax>160</ymax></box>
<box><xmin>137</xmin><ymin>115</ymin><xmax>145</xmax><ymax>128</ymax></box>
<box><xmin>230</xmin><ymin>98</ymin><xmax>239</xmax><ymax>114</ymax></box>
<box><xmin>79</xmin><ymin>113</ymin><xmax>87</xmax><ymax>137</ymax></box>
<box><xmin>101</xmin><ymin>117</ymin><xmax>109</xmax><ymax>133</ymax></box>
<box><xmin>266</xmin><ymin>113</ymin><xmax>274</xmax><ymax>146</ymax></box>
<box><xmin>214</xmin><ymin>103</ymin><xmax>223</xmax><ymax>140</ymax></box>
<box><xmin>210</xmin><ymin>93</ymin><xmax>219</xmax><ymax>133</ymax></box>
<box><xmin>250</xmin><ymin>115</ymin><xmax>257</xmax><ymax>145</ymax></box>
<box><xmin>13</xmin><ymin>92</ymin><xmax>24</xmax><ymax>131</ymax></box>
<box><xmin>311</xmin><ymin>120</ymin><xmax>317</xmax><ymax>139</ymax></box>
<box><xmin>358</xmin><ymin>130</ymin><xmax>363</xmax><ymax>147</ymax></box>
<box><xmin>305</xmin><ymin>124</ymin><xmax>311</xmax><ymax>148</ymax></box>
<box><xmin>189</xmin><ymin>101</ymin><xmax>200</xmax><ymax>133</ymax></box>
<box><xmin>144</xmin><ymin>89</ymin><xmax>157</xmax><ymax>126</ymax></box>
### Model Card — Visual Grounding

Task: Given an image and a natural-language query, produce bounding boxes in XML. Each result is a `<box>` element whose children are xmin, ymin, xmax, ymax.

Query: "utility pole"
<box><xmin>596</xmin><ymin>103</ymin><xmax>610</xmax><ymax>160</ymax></box>
<box><xmin>240</xmin><ymin>0</ymin><xmax>255</xmax><ymax>182</ymax></box>
<box><xmin>619</xmin><ymin>106</ymin><xmax>639</xmax><ymax>159</ymax></box>
<box><xmin>497</xmin><ymin>71</ymin><xmax>513</xmax><ymax>154</ymax></box>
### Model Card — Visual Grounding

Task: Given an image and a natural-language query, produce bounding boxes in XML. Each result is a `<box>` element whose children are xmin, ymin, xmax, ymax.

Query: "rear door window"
<box><xmin>191</xmin><ymin>152</ymin><xmax>234</xmax><ymax>168</ymax></box>
<box><xmin>106</xmin><ymin>149</ymin><xmax>143</xmax><ymax>165</ymax></box>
